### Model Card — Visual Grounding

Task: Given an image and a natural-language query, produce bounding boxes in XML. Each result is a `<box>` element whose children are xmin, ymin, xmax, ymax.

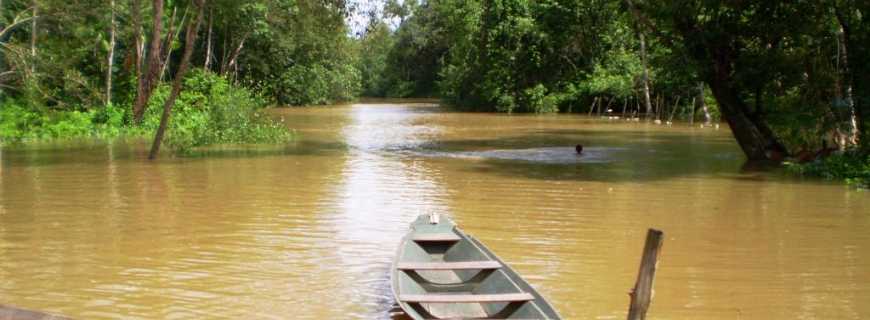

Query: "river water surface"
<box><xmin>1</xmin><ymin>101</ymin><xmax>869</xmax><ymax>319</ymax></box>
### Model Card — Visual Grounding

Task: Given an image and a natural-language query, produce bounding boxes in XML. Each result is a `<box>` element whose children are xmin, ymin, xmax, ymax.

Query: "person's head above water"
<box><xmin>575</xmin><ymin>144</ymin><xmax>583</xmax><ymax>154</ymax></box>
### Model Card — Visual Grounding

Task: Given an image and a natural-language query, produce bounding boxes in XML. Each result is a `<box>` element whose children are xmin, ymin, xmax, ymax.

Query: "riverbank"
<box><xmin>0</xmin><ymin>71</ymin><xmax>293</xmax><ymax>154</ymax></box>
<box><xmin>787</xmin><ymin>150</ymin><xmax>870</xmax><ymax>188</ymax></box>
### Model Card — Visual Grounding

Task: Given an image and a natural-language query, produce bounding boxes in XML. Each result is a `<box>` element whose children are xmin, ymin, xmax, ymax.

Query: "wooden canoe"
<box><xmin>391</xmin><ymin>214</ymin><xmax>562</xmax><ymax>319</ymax></box>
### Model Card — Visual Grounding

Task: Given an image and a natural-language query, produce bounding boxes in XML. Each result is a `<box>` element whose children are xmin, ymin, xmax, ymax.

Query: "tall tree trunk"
<box><xmin>160</xmin><ymin>6</ymin><xmax>186</xmax><ymax>81</ymax></box>
<box><xmin>30</xmin><ymin>0</ymin><xmax>36</xmax><ymax>74</ymax></box>
<box><xmin>105</xmin><ymin>0</ymin><xmax>116</xmax><ymax>105</ymax></box>
<box><xmin>689</xmin><ymin>97</ymin><xmax>696</xmax><ymax>125</ymax></box>
<box><xmin>697</xmin><ymin>82</ymin><xmax>711</xmax><ymax>125</ymax></box>
<box><xmin>835</xmin><ymin>6</ymin><xmax>866</xmax><ymax>150</ymax></box>
<box><xmin>204</xmin><ymin>6</ymin><xmax>212</xmax><ymax>70</ymax></box>
<box><xmin>478</xmin><ymin>0</ymin><xmax>490</xmax><ymax>65</ymax></box>
<box><xmin>149</xmin><ymin>0</ymin><xmax>205</xmax><ymax>159</ymax></box>
<box><xmin>639</xmin><ymin>31</ymin><xmax>653</xmax><ymax>117</ymax></box>
<box><xmin>670</xmin><ymin>11</ymin><xmax>788</xmax><ymax>161</ymax></box>
<box><xmin>222</xmin><ymin>33</ymin><xmax>248</xmax><ymax>75</ymax></box>
<box><xmin>132</xmin><ymin>0</ymin><xmax>143</xmax><ymax>78</ymax></box>
<box><xmin>132</xmin><ymin>0</ymin><xmax>165</xmax><ymax>123</ymax></box>
<box><xmin>707</xmin><ymin>55</ymin><xmax>786</xmax><ymax>160</ymax></box>
<box><xmin>219</xmin><ymin>31</ymin><xmax>230</xmax><ymax>74</ymax></box>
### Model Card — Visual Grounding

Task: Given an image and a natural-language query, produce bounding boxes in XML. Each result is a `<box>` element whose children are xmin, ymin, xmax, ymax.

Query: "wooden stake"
<box><xmin>689</xmin><ymin>97</ymin><xmax>696</xmax><ymax>125</ymax></box>
<box><xmin>603</xmin><ymin>97</ymin><xmax>613</xmax><ymax>116</ymax></box>
<box><xmin>668</xmin><ymin>96</ymin><xmax>681</xmax><ymax>123</ymax></box>
<box><xmin>588</xmin><ymin>97</ymin><xmax>599</xmax><ymax>116</ymax></box>
<box><xmin>621</xmin><ymin>98</ymin><xmax>628</xmax><ymax>116</ymax></box>
<box><xmin>627</xmin><ymin>229</ymin><xmax>664</xmax><ymax>320</ymax></box>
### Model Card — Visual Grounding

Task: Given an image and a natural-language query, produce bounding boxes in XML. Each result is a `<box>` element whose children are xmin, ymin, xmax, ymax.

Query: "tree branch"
<box><xmin>623</xmin><ymin>0</ymin><xmax>677</xmax><ymax>49</ymax></box>
<box><xmin>0</xmin><ymin>7</ymin><xmax>38</xmax><ymax>40</ymax></box>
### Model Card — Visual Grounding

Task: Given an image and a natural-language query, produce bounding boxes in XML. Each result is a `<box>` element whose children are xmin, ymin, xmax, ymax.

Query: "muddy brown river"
<box><xmin>1</xmin><ymin>101</ymin><xmax>869</xmax><ymax>319</ymax></box>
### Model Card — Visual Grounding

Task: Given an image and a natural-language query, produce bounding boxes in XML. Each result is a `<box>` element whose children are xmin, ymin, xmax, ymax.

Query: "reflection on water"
<box><xmin>1</xmin><ymin>102</ymin><xmax>869</xmax><ymax>319</ymax></box>
<box><xmin>322</xmin><ymin>104</ymin><xmax>449</xmax><ymax>318</ymax></box>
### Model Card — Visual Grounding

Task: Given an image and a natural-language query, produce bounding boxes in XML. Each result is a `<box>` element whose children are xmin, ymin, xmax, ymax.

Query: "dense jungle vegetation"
<box><xmin>1</xmin><ymin>0</ymin><xmax>868</xmax><ymax>185</ymax></box>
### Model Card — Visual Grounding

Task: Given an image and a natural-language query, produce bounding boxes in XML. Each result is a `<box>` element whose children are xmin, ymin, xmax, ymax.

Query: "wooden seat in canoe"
<box><xmin>412</xmin><ymin>233</ymin><xmax>462</xmax><ymax>242</ymax></box>
<box><xmin>397</xmin><ymin>261</ymin><xmax>502</xmax><ymax>270</ymax></box>
<box><xmin>400</xmin><ymin>292</ymin><xmax>535</xmax><ymax>303</ymax></box>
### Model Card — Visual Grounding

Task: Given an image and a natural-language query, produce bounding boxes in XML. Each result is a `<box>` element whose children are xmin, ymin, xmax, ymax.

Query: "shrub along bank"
<box><xmin>0</xmin><ymin>70</ymin><xmax>292</xmax><ymax>152</ymax></box>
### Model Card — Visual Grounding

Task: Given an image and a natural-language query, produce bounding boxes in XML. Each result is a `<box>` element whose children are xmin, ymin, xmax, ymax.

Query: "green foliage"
<box><xmin>1</xmin><ymin>0</ymin><xmax>360</xmax><ymax>110</ymax></box>
<box><xmin>495</xmin><ymin>93</ymin><xmax>515</xmax><ymax>113</ymax></box>
<box><xmin>41</xmin><ymin>111</ymin><xmax>95</xmax><ymax>138</ymax></box>
<box><xmin>274</xmin><ymin>64</ymin><xmax>332</xmax><ymax>106</ymax></box>
<box><xmin>581</xmin><ymin>48</ymin><xmax>642</xmax><ymax>99</ymax></box>
<box><xmin>430</xmin><ymin>0</ymin><xmax>630</xmax><ymax>112</ymax></box>
<box><xmin>364</xmin><ymin>0</ymin><xmax>673</xmax><ymax>113</ymax></box>
<box><xmin>237</xmin><ymin>0</ymin><xmax>361</xmax><ymax>105</ymax></box>
<box><xmin>358</xmin><ymin>22</ymin><xmax>396</xmax><ymax>97</ymax></box>
<box><xmin>0</xmin><ymin>100</ymin><xmax>131</xmax><ymax>143</ymax></box>
<box><xmin>2</xmin><ymin>70</ymin><xmax>292</xmax><ymax>152</ymax></box>
<box><xmin>0</xmin><ymin>102</ymin><xmax>43</xmax><ymax>141</ymax></box>
<box><xmin>523</xmin><ymin>84</ymin><xmax>559</xmax><ymax>114</ymax></box>
<box><xmin>271</xmin><ymin>62</ymin><xmax>361</xmax><ymax>106</ymax></box>
<box><xmin>787</xmin><ymin>151</ymin><xmax>870</xmax><ymax>188</ymax></box>
<box><xmin>329</xmin><ymin>63</ymin><xmax>363</xmax><ymax>102</ymax></box>
<box><xmin>140</xmin><ymin>69</ymin><xmax>293</xmax><ymax>152</ymax></box>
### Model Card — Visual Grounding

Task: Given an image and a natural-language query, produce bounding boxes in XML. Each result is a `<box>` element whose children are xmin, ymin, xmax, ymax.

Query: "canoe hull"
<box><xmin>391</xmin><ymin>214</ymin><xmax>561</xmax><ymax>319</ymax></box>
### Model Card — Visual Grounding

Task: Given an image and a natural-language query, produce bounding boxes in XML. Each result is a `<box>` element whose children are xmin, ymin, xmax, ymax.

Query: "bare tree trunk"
<box><xmin>233</xmin><ymin>59</ymin><xmax>239</xmax><ymax>82</ymax></box>
<box><xmin>679</xmin><ymin>10</ymin><xmax>786</xmax><ymax>161</ymax></box>
<box><xmin>708</xmin><ymin>67</ymin><xmax>785</xmax><ymax>160</ymax></box>
<box><xmin>836</xmin><ymin>21</ymin><xmax>858</xmax><ymax>147</ymax></box>
<box><xmin>149</xmin><ymin>0</ymin><xmax>206</xmax><ymax>159</ymax></box>
<box><xmin>105</xmin><ymin>0</ymin><xmax>116</xmax><ymax>105</ymax></box>
<box><xmin>697</xmin><ymin>82</ymin><xmax>711</xmax><ymax>125</ymax></box>
<box><xmin>219</xmin><ymin>31</ymin><xmax>229</xmax><ymax>74</ymax></box>
<box><xmin>834</xmin><ymin>5</ymin><xmax>866</xmax><ymax>150</ymax></box>
<box><xmin>160</xmin><ymin>6</ymin><xmax>188</xmax><ymax>81</ymax></box>
<box><xmin>132</xmin><ymin>0</ymin><xmax>143</xmax><ymax>78</ymax></box>
<box><xmin>204</xmin><ymin>6</ymin><xmax>213</xmax><ymax>70</ymax></box>
<box><xmin>221</xmin><ymin>33</ymin><xmax>249</xmax><ymax>76</ymax></box>
<box><xmin>622</xmin><ymin>97</ymin><xmax>628</xmax><ymax>116</ymax></box>
<box><xmin>667</xmin><ymin>96</ymin><xmax>680</xmax><ymax>123</ymax></box>
<box><xmin>587</xmin><ymin>97</ymin><xmax>598</xmax><ymax>116</ymax></box>
<box><xmin>159</xmin><ymin>6</ymin><xmax>178</xmax><ymax>81</ymax></box>
<box><xmin>30</xmin><ymin>0</ymin><xmax>36</xmax><ymax>74</ymax></box>
<box><xmin>639</xmin><ymin>32</ymin><xmax>652</xmax><ymax>117</ymax></box>
<box><xmin>133</xmin><ymin>0</ymin><xmax>165</xmax><ymax>123</ymax></box>
<box><xmin>689</xmin><ymin>97</ymin><xmax>696</xmax><ymax>125</ymax></box>
<box><xmin>478</xmin><ymin>0</ymin><xmax>491</xmax><ymax>66</ymax></box>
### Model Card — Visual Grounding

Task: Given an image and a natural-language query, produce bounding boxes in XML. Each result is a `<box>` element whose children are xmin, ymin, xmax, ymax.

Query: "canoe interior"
<box><xmin>392</xmin><ymin>214</ymin><xmax>561</xmax><ymax>319</ymax></box>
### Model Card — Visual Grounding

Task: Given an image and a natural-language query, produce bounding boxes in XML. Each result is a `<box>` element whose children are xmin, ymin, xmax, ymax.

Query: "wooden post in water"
<box><xmin>689</xmin><ymin>97</ymin><xmax>696</xmax><ymax>125</ymax></box>
<box><xmin>627</xmin><ymin>228</ymin><xmax>664</xmax><ymax>320</ymax></box>
<box><xmin>588</xmin><ymin>97</ymin><xmax>598</xmax><ymax>116</ymax></box>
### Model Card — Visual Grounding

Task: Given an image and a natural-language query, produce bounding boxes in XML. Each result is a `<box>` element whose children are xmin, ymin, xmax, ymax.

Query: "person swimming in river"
<box><xmin>575</xmin><ymin>144</ymin><xmax>583</xmax><ymax>154</ymax></box>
